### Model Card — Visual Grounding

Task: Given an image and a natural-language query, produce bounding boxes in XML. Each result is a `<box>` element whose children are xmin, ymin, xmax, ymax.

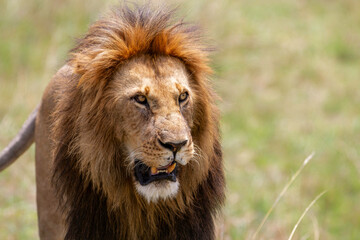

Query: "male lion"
<box><xmin>0</xmin><ymin>4</ymin><xmax>225</xmax><ymax>240</ymax></box>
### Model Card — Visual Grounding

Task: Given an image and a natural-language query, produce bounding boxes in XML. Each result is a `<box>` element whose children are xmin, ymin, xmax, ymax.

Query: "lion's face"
<box><xmin>109</xmin><ymin>55</ymin><xmax>195</xmax><ymax>202</ymax></box>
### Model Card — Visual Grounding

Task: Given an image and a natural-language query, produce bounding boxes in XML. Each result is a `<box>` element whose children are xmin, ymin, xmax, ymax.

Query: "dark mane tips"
<box><xmin>70</xmin><ymin>3</ymin><xmax>212</xmax><ymax>89</ymax></box>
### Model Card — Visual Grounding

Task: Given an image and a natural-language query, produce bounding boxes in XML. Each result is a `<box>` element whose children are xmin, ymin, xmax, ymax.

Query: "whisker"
<box><xmin>190</xmin><ymin>144</ymin><xmax>206</xmax><ymax>167</ymax></box>
<box><xmin>123</xmin><ymin>146</ymin><xmax>144</xmax><ymax>173</ymax></box>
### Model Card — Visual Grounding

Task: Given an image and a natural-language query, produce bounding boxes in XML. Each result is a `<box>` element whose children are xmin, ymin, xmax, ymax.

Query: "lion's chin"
<box><xmin>135</xmin><ymin>180</ymin><xmax>179</xmax><ymax>203</ymax></box>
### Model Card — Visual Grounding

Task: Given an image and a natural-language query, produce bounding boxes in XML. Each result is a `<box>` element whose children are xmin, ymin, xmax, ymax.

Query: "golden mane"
<box><xmin>51</xmin><ymin>4</ymin><xmax>224</xmax><ymax>240</ymax></box>
<box><xmin>70</xmin><ymin>4</ymin><xmax>212</xmax><ymax>89</ymax></box>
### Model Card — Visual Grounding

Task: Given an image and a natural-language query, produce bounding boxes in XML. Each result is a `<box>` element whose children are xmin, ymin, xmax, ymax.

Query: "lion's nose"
<box><xmin>158</xmin><ymin>139</ymin><xmax>188</xmax><ymax>153</ymax></box>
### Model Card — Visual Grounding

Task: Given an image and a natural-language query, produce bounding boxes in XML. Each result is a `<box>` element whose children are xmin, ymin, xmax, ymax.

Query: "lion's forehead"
<box><xmin>117</xmin><ymin>56</ymin><xmax>190</xmax><ymax>100</ymax></box>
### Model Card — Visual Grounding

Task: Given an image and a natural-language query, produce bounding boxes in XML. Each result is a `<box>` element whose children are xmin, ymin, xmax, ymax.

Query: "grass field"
<box><xmin>0</xmin><ymin>0</ymin><xmax>359</xmax><ymax>239</ymax></box>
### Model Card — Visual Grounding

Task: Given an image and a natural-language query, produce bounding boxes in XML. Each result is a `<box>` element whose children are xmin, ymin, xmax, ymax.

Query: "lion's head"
<box><xmin>52</xmin><ymin>4</ymin><xmax>224</xmax><ymax>238</ymax></box>
<box><xmin>109</xmin><ymin>55</ymin><xmax>197</xmax><ymax>202</ymax></box>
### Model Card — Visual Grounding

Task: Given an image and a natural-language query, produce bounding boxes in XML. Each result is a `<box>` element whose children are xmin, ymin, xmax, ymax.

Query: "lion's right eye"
<box><xmin>179</xmin><ymin>92</ymin><xmax>189</xmax><ymax>103</ymax></box>
<box><xmin>134</xmin><ymin>95</ymin><xmax>148</xmax><ymax>105</ymax></box>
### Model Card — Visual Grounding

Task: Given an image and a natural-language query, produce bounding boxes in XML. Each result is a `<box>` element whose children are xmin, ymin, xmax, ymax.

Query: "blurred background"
<box><xmin>0</xmin><ymin>0</ymin><xmax>359</xmax><ymax>239</ymax></box>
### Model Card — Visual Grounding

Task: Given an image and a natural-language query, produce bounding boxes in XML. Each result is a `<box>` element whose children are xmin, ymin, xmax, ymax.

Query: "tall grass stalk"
<box><xmin>310</xmin><ymin>214</ymin><xmax>320</xmax><ymax>240</ymax></box>
<box><xmin>250</xmin><ymin>152</ymin><xmax>315</xmax><ymax>240</ymax></box>
<box><xmin>288</xmin><ymin>191</ymin><xmax>326</xmax><ymax>240</ymax></box>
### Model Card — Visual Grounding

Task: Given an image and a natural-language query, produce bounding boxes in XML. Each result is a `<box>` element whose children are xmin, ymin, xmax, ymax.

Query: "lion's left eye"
<box><xmin>134</xmin><ymin>95</ymin><xmax>148</xmax><ymax>105</ymax></box>
<box><xmin>179</xmin><ymin>92</ymin><xmax>189</xmax><ymax>103</ymax></box>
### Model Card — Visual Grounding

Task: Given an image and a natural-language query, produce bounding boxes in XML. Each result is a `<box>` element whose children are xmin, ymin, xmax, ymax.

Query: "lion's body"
<box><xmin>35</xmin><ymin>67</ymin><xmax>68</xmax><ymax>239</ymax></box>
<box><xmin>1</xmin><ymin>4</ymin><xmax>225</xmax><ymax>240</ymax></box>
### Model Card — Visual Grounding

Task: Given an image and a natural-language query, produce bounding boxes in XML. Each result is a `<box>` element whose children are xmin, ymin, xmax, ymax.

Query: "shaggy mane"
<box><xmin>51</xmin><ymin>3</ymin><xmax>224</xmax><ymax>240</ymax></box>
<box><xmin>71</xmin><ymin>3</ymin><xmax>212</xmax><ymax>89</ymax></box>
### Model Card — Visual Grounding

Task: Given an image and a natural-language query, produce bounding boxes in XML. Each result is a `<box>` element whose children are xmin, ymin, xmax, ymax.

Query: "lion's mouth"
<box><xmin>134</xmin><ymin>160</ymin><xmax>178</xmax><ymax>186</ymax></box>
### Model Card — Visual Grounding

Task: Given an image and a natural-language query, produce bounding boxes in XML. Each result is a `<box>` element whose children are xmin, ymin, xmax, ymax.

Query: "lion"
<box><xmin>0</xmin><ymin>4</ymin><xmax>225</xmax><ymax>240</ymax></box>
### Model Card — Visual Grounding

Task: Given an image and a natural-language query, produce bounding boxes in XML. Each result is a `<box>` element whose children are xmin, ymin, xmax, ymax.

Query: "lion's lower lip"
<box><xmin>134</xmin><ymin>160</ymin><xmax>178</xmax><ymax>186</ymax></box>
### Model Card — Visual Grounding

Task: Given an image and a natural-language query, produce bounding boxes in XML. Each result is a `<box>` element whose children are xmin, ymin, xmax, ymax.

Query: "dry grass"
<box><xmin>1</xmin><ymin>0</ymin><xmax>360</xmax><ymax>239</ymax></box>
<box><xmin>251</xmin><ymin>153</ymin><xmax>315</xmax><ymax>240</ymax></box>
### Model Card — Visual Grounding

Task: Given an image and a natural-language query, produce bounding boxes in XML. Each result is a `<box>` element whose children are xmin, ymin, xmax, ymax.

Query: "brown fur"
<box><xmin>48</xmin><ymin>4</ymin><xmax>224</xmax><ymax>240</ymax></box>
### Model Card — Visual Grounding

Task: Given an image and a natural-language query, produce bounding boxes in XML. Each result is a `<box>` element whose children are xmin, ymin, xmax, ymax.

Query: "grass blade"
<box><xmin>250</xmin><ymin>152</ymin><xmax>315</xmax><ymax>240</ymax></box>
<box><xmin>288</xmin><ymin>191</ymin><xmax>326</xmax><ymax>240</ymax></box>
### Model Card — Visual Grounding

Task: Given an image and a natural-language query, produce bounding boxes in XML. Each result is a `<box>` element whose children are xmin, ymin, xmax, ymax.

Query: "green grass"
<box><xmin>0</xmin><ymin>0</ymin><xmax>359</xmax><ymax>239</ymax></box>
